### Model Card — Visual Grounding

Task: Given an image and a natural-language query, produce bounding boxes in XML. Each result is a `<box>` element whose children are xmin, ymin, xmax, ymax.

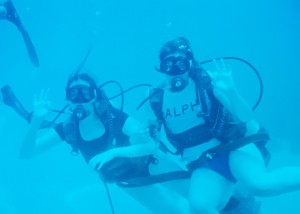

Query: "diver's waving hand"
<box><xmin>33</xmin><ymin>89</ymin><xmax>52</xmax><ymax>120</ymax></box>
<box><xmin>207</xmin><ymin>59</ymin><xmax>237</xmax><ymax>93</ymax></box>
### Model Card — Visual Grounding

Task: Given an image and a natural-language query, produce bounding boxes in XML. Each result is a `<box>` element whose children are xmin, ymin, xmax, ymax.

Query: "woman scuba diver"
<box><xmin>146</xmin><ymin>37</ymin><xmax>300</xmax><ymax>214</ymax></box>
<box><xmin>19</xmin><ymin>71</ymin><xmax>190</xmax><ymax>214</ymax></box>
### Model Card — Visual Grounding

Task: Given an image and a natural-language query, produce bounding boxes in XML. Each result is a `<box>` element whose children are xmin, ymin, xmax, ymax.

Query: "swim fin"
<box><xmin>3</xmin><ymin>0</ymin><xmax>40</xmax><ymax>67</ymax></box>
<box><xmin>1</xmin><ymin>85</ymin><xmax>32</xmax><ymax>122</ymax></box>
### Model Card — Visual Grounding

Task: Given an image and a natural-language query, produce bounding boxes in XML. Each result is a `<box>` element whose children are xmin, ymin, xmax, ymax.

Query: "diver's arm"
<box><xmin>208</xmin><ymin>59</ymin><xmax>257</xmax><ymax>123</ymax></box>
<box><xmin>115</xmin><ymin>116</ymin><xmax>159</xmax><ymax>157</ymax></box>
<box><xmin>107</xmin><ymin>141</ymin><xmax>158</xmax><ymax>159</ymax></box>
<box><xmin>215</xmin><ymin>88</ymin><xmax>261</xmax><ymax>134</ymax></box>
<box><xmin>19</xmin><ymin>89</ymin><xmax>62</xmax><ymax>159</ymax></box>
<box><xmin>19</xmin><ymin>116</ymin><xmax>62</xmax><ymax>159</ymax></box>
<box><xmin>109</xmin><ymin>102</ymin><xmax>159</xmax><ymax>157</ymax></box>
<box><xmin>211</xmin><ymin>75</ymin><xmax>261</xmax><ymax>136</ymax></box>
<box><xmin>208</xmin><ymin>59</ymin><xmax>261</xmax><ymax>134</ymax></box>
<box><xmin>213</xmin><ymin>87</ymin><xmax>255</xmax><ymax>123</ymax></box>
<box><xmin>88</xmin><ymin>117</ymin><xmax>159</xmax><ymax>170</ymax></box>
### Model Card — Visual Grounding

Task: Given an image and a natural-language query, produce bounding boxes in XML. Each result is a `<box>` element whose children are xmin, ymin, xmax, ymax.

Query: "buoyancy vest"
<box><xmin>149</xmin><ymin>68</ymin><xmax>247</xmax><ymax>152</ymax></box>
<box><xmin>56</xmin><ymin>94</ymin><xmax>151</xmax><ymax>183</ymax></box>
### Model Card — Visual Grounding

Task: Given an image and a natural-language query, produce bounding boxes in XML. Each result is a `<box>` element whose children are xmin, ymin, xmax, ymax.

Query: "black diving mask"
<box><xmin>66</xmin><ymin>85</ymin><xmax>96</xmax><ymax>103</ymax></box>
<box><xmin>160</xmin><ymin>56</ymin><xmax>191</xmax><ymax>75</ymax></box>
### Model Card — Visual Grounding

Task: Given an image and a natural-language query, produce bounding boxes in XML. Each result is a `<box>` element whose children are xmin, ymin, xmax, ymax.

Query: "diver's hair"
<box><xmin>66</xmin><ymin>72</ymin><xmax>99</xmax><ymax>90</ymax></box>
<box><xmin>65</xmin><ymin>71</ymin><xmax>107</xmax><ymax>102</ymax></box>
<box><xmin>159</xmin><ymin>37</ymin><xmax>194</xmax><ymax>61</ymax></box>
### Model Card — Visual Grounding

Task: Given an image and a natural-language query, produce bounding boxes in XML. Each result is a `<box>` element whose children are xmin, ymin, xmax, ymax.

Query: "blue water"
<box><xmin>0</xmin><ymin>0</ymin><xmax>300</xmax><ymax>213</ymax></box>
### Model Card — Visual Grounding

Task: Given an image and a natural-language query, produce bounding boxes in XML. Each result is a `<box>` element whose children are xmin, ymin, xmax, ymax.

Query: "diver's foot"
<box><xmin>3</xmin><ymin>0</ymin><xmax>20</xmax><ymax>26</ymax></box>
<box><xmin>2</xmin><ymin>0</ymin><xmax>39</xmax><ymax>67</ymax></box>
<box><xmin>0</xmin><ymin>4</ymin><xmax>7</xmax><ymax>18</ymax></box>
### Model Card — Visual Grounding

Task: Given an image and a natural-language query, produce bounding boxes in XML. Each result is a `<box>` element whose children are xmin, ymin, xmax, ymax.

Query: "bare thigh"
<box><xmin>189</xmin><ymin>168</ymin><xmax>235</xmax><ymax>212</ymax></box>
<box><xmin>149</xmin><ymin>150</ymin><xmax>190</xmax><ymax>198</ymax></box>
<box><xmin>121</xmin><ymin>184</ymin><xmax>189</xmax><ymax>214</ymax></box>
<box><xmin>229</xmin><ymin>143</ymin><xmax>267</xmax><ymax>193</ymax></box>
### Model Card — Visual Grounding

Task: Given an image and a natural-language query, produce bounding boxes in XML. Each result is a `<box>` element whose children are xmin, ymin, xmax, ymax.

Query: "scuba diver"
<box><xmin>17</xmin><ymin>70</ymin><xmax>191</xmax><ymax>214</ymax></box>
<box><xmin>0</xmin><ymin>0</ymin><xmax>39</xmax><ymax>67</ymax></box>
<box><xmin>144</xmin><ymin>37</ymin><xmax>300</xmax><ymax>214</ymax></box>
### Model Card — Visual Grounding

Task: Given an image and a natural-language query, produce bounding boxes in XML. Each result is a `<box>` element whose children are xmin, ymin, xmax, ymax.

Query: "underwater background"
<box><xmin>0</xmin><ymin>0</ymin><xmax>299</xmax><ymax>213</ymax></box>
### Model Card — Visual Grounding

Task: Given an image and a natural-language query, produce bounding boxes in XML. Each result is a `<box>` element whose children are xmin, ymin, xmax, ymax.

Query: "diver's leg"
<box><xmin>121</xmin><ymin>184</ymin><xmax>190</xmax><ymax>214</ymax></box>
<box><xmin>188</xmin><ymin>168</ymin><xmax>235</xmax><ymax>214</ymax></box>
<box><xmin>221</xmin><ymin>183</ymin><xmax>262</xmax><ymax>214</ymax></box>
<box><xmin>0</xmin><ymin>179</ymin><xmax>17</xmax><ymax>214</ymax></box>
<box><xmin>149</xmin><ymin>150</ymin><xmax>190</xmax><ymax>198</ymax></box>
<box><xmin>229</xmin><ymin>143</ymin><xmax>300</xmax><ymax>196</ymax></box>
<box><xmin>64</xmin><ymin>182</ymin><xmax>188</xmax><ymax>214</ymax></box>
<box><xmin>2</xmin><ymin>0</ymin><xmax>39</xmax><ymax>67</ymax></box>
<box><xmin>63</xmin><ymin>183</ymin><xmax>113</xmax><ymax>214</ymax></box>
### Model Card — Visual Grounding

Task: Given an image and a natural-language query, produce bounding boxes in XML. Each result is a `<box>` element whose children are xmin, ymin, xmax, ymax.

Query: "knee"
<box><xmin>189</xmin><ymin>203</ymin><xmax>217</xmax><ymax>214</ymax></box>
<box><xmin>189</xmin><ymin>197</ymin><xmax>218</xmax><ymax>214</ymax></box>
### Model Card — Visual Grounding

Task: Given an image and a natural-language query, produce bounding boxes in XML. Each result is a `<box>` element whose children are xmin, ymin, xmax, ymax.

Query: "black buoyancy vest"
<box><xmin>62</xmin><ymin>98</ymin><xmax>118</xmax><ymax>156</ymax></box>
<box><xmin>62</xmin><ymin>100</ymin><xmax>150</xmax><ymax>182</ymax></box>
<box><xmin>149</xmin><ymin>68</ymin><xmax>231</xmax><ymax>150</ymax></box>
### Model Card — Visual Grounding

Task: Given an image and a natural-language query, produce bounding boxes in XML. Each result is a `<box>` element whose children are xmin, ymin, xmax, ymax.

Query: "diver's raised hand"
<box><xmin>33</xmin><ymin>89</ymin><xmax>52</xmax><ymax>120</ymax></box>
<box><xmin>207</xmin><ymin>59</ymin><xmax>237</xmax><ymax>93</ymax></box>
<box><xmin>88</xmin><ymin>149</ymin><xmax>116</xmax><ymax>171</ymax></box>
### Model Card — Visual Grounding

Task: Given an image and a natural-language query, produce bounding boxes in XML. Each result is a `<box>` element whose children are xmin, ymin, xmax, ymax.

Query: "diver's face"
<box><xmin>161</xmin><ymin>52</ymin><xmax>191</xmax><ymax>87</ymax></box>
<box><xmin>66</xmin><ymin>80</ymin><xmax>97</xmax><ymax>110</ymax></box>
<box><xmin>66</xmin><ymin>80</ymin><xmax>97</xmax><ymax>120</ymax></box>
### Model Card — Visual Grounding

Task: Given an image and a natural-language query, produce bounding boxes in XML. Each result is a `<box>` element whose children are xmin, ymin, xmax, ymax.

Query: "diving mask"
<box><xmin>160</xmin><ymin>56</ymin><xmax>191</xmax><ymax>75</ymax></box>
<box><xmin>66</xmin><ymin>85</ymin><xmax>96</xmax><ymax>103</ymax></box>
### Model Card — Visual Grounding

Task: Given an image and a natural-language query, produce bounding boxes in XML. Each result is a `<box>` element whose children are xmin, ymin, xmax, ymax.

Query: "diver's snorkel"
<box><xmin>65</xmin><ymin>47</ymin><xmax>95</xmax><ymax>121</ymax></box>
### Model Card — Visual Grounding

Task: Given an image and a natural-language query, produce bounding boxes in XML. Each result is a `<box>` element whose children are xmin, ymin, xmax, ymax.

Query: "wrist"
<box><xmin>109</xmin><ymin>148</ymin><xmax>120</xmax><ymax>158</ymax></box>
<box><xmin>224</xmin><ymin>87</ymin><xmax>239</xmax><ymax>97</ymax></box>
<box><xmin>31</xmin><ymin>114</ymin><xmax>45</xmax><ymax>124</ymax></box>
